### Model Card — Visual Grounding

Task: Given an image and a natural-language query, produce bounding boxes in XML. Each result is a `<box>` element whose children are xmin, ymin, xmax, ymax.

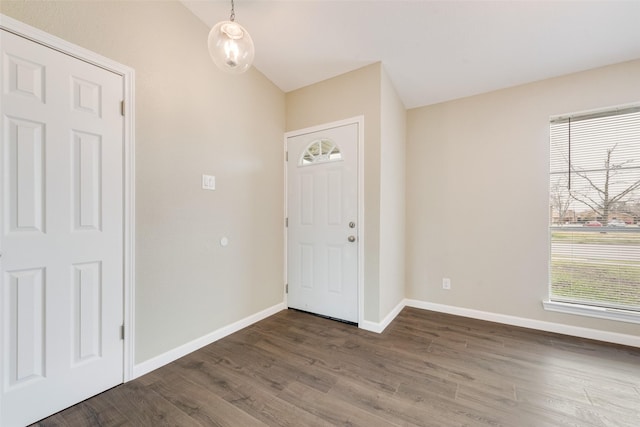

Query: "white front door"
<box><xmin>0</xmin><ymin>29</ymin><xmax>124</xmax><ymax>426</ymax></box>
<box><xmin>287</xmin><ymin>122</ymin><xmax>359</xmax><ymax>323</ymax></box>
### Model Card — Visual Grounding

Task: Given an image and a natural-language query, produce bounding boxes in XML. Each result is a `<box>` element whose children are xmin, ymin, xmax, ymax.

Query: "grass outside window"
<box><xmin>550</xmin><ymin>229</ymin><xmax>640</xmax><ymax>311</ymax></box>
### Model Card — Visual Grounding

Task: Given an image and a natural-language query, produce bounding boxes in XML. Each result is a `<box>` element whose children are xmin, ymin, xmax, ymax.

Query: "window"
<box><xmin>549</xmin><ymin>105</ymin><xmax>640</xmax><ymax>313</ymax></box>
<box><xmin>299</xmin><ymin>139</ymin><xmax>342</xmax><ymax>166</ymax></box>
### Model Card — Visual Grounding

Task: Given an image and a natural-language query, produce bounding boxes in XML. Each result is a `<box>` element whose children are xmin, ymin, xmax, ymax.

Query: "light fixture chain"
<box><xmin>230</xmin><ymin>0</ymin><xmax>236</xmax><ymax>22</ymax></box>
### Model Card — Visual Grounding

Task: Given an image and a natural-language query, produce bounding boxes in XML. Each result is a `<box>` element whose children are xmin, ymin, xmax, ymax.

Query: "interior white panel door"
<box><xmin>0</xmin><ymin>29</ymin><xmax>124</xmax><ymax>427</ymax></box>
<box><xmin>287</xmin><ymin>123</ymin><xmax>358</xmax><ymax>323</ymax></box>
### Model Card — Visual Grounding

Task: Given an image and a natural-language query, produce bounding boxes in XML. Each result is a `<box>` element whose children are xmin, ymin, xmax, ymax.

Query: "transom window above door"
<box><xmin>299</xmin><ymin>138</ymin><xmax>342</xmax><ymax>166</ymax></box>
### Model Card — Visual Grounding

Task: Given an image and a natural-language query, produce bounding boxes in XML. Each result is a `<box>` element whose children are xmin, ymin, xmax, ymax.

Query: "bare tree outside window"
<box><xmin>550</xmin><ymin>176</ymin><xmax>572</xmax><ymax>224</ymax></box>
<box><xmin>570</xmin><ymin>144</ymin><xmax>640</xmax><ymax>225</ymax></box>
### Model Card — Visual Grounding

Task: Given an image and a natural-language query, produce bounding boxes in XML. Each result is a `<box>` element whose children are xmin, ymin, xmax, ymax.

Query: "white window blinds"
<box><xmin>549</xmin><ymin>106</ymin><xmax>640</xmax><ymax>311</ymax></box>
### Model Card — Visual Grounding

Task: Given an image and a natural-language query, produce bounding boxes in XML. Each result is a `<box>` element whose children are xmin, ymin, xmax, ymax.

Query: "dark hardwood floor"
<box><xmin>32</xmin><ymin>307</ymin><xmax>640</xmax><ymax>426</ymax></box>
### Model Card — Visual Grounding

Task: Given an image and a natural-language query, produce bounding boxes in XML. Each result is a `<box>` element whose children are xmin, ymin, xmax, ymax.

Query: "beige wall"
<box><xmin>286</xmin><ymin>63</ymin><xmax>383</xmax><ymax>321</ymax></box>
<box><xmin>2</xmin><ymin>1</ymin><xmax>286</xmax><ymax>363</ymax></box>
<box><xmin>379</xmin><ymin>67</ymin><xmax>406</xmax><ymax>318</ymax></box>
<box><xmin>406</xmin><ymin>59</ymin><xmax>640</xmax><ymax>336</ymax></box>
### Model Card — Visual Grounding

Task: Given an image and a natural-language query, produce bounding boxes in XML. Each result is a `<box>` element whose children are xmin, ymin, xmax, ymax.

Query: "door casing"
<box><xmin>0</xmin><ymin>13</ymin><xmax>136</xmax><ymax>391</ymax></box>
<box><xmin>284</xmin><ymin>116</ymin><xmax>364</xmax><ymax>326</ymax></box>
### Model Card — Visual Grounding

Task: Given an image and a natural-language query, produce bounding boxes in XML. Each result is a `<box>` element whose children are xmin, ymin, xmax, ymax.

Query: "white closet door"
<box><xmin>1</xmin><ymin>29</ymin><xmax>124</xmax><ymax>427</ymax></box>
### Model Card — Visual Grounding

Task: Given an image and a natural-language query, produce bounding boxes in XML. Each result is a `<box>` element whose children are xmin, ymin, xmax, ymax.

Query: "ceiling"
<box><xmin>181</xmin><ymin>0</ymin><xmax>640</xmax><ymax>109</ymax></box>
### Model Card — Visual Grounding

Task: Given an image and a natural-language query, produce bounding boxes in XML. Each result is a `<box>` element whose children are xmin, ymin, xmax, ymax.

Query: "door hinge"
<box><xmin>285</xmin><ymin>217</ymin><xmax>288</xmax><ymax>227</ymax></box>
<box><xmin>285</xmin><ymin>283</ymin><xmax>288</xmax><ymax>294</ymax></box>
<box><xmin>285</xmin><ymin>151</ymin><xmax>288</xmax><ymax>162</ymax></box>
<box><xmin>120</xmin><ymin>325</ymin><xmax>125</xmax><ymax>340</ymax></box>
<box><xmin>120</xmin><ymin>100</ymin><xmax>125</xmax><ymax>116</ymax></box>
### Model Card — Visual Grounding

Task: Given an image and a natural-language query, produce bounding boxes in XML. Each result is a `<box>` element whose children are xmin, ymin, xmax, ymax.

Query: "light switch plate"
<box><xmin>202</xmin><ymin>174</ymin><xmax>215</xmax><ymax>190</ymax></box>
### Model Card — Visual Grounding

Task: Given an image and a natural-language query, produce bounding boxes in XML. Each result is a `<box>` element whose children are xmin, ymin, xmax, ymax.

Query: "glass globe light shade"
<box><xmin>207</xmin><ymin>20</ymin><xmax>255</xmax><ymax>74</ymax></box>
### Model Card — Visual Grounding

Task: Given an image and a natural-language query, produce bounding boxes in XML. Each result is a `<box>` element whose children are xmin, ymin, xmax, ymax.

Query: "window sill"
<box><xmin>543</xmin><ymin>300</ymin><xmax>640</xmax><ymax>324</ymax></box>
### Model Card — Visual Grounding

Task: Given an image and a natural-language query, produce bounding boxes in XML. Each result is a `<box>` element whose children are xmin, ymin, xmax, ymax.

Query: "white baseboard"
<box><xmin>359</xmin><ymin>298</ymin><xmax>407</xmax><ymax>333</ymax></box>
<box><xmin>405</xmin><ymin>299</ymin><xmax>640</xmax><ymax>348</ymax></box>
<box><xmin>131</xmin><ymin>298</ymin><xmax>638</xmax><ymax>380</ymax></box>
<box><xmin>132</xmin><ymin>302</ymin><xmax>286</xmax><ymax>379</ymax></box>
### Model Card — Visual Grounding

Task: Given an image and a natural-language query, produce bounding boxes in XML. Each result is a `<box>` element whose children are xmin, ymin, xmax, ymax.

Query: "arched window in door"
<box><xmin>299</xmin><ymin>138</ymin><xmax>343</xmax><ymax>166</ymax></box>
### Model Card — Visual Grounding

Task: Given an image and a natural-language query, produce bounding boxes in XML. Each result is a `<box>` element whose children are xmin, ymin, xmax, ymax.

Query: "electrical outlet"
<box><xmin>442</xmin><ymin>278</ymin><xmax>451</xmax><ymax>290</ymax></box>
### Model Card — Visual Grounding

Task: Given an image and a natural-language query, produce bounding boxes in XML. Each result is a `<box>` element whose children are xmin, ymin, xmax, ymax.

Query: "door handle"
<box><xmin>348</xmin><ymin>236</ymin><xmax>356</xmax><ymax>242</ymax></box>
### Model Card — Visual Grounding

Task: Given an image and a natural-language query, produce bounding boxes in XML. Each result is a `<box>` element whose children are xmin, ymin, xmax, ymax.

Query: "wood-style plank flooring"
<box><xmin>32</xmin><ymin>307</ymin><xmax>640</xmax><ymax>426</ymax></box>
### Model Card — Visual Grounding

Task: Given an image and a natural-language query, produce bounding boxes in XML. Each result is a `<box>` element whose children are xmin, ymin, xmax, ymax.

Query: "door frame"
<box><xmin>0</xmin><ymin>14</ymin><xmax>136</xmax><ymax>382</ymax></box>
<box><xmin>284</xmin><ymin>116</ymin><xmax>364</xmax><ymax>326</ymax></box>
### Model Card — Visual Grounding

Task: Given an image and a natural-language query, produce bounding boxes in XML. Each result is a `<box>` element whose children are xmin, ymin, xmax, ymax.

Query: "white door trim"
<box><xmin>0</xmin><ymin>14</ymin><xmax>136</xmax><ymax>382</ymax></box>
<box><xmin>284</xmin><ymin>116</ymin><xmax>364</xmax><ymax>326</ymax></box>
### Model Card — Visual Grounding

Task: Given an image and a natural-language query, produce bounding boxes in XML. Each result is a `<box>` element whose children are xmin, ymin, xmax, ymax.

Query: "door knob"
<box><xmin>348</xmin><ymin>235</ymin><xmax>356</xmax><ymax>242</ymax></box>
<box><xmin>349</xmin><ymin>222</ymin><xmax>356</xmax><ymax>228</ymax></box>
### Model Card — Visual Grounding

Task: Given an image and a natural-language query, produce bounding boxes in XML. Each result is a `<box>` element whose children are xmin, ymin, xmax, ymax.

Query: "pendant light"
<box><xmin>208</xmin><ymin>0</ymin><xmax>255</xmax><ymax>74</ymax></box>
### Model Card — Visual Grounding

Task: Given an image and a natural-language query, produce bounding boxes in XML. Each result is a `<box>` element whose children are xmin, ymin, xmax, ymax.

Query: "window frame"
<box><xmin>545</xmin><ymin>103</ymin><xmax>640</xmax><ymax>323</ymax></box>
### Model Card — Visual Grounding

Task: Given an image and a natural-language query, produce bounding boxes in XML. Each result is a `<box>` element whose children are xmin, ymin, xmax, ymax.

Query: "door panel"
<box><xmin>6</xmin><ymin>117</ymin><xmax>45</xmax><ymax>233</ymax></box>
<box><xmin>1</xmin><ymin>29</ymin><xmax>124</xmax><ymax>427</ymax></box>
<box><xmin>287</xmin><ymin>123</ymin><xmax>358</xmax><ymax>323</ymax></box>
<box><xmin>6</xmin><ymin>268</ymin><xmax>45</xmax><ymax>386</ymax></box>
<box><xmin>72</xmin><ymin>261</ymin><xmax>102</xmax><ymax>363</ymax></box>
<box><xmin>72</xmin><ymin>130</ymin><xmax>103</xmax><ymax>231</ymax></box>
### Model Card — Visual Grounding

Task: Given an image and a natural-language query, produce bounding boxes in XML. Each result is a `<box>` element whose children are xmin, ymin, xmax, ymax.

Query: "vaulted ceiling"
<box><xmin>182</xmin><ymin>0</ymin><xmax>640</xmax><ymax>109</ymax></box>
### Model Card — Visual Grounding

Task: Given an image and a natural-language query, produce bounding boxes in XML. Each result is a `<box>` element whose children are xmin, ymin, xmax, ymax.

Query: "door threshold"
<box><xmin>289</xmin><ymin>308</ymin><xmax>358</xmax><ymax>327</ymax></box>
